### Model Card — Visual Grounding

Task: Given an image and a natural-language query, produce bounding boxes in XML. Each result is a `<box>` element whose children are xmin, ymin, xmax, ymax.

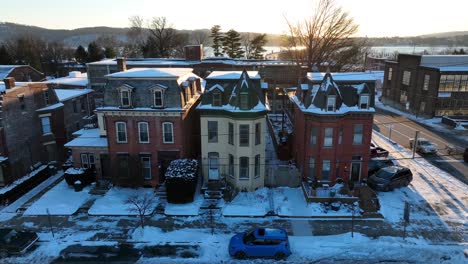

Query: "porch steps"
<box><xmin>155</xmin><ymin>185</ymin><xmax>167</xmax><ymax>203</ymax></box>
<box><xmin>200</xmin><ymin>199</ymin><xmax>223</xmax><ymax>209</ymax></box>
<box><xmin>204</xmin><ymin>190</ymin><xmax>223</xmax><ymax>200</ymax></box>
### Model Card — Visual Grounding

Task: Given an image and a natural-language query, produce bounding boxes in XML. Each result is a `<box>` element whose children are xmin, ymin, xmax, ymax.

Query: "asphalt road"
<box><xmin>373</xmin><ymin>108</ymin><xmax>468</xmax><ymax>184</ymax></box>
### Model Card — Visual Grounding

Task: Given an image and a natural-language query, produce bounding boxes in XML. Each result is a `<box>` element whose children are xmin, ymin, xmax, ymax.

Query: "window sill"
<box><xmin>163</xmin><ymin>142</ymin><xmax>174</xmax><ymax>144</ymax></box>
<box><xmin>239</xmin><ymin>177</ymin><xmax>249</xmax><ymax>181</ymax></box>
<box><xmin>116</xmin><ymin>141</ymin><xmax>128</xmax><ymax>144</ymax></box>
<box><xmin>139</xmin><ymin>142</ymin><xmax>150</xmax><ymax>144</ymax></box>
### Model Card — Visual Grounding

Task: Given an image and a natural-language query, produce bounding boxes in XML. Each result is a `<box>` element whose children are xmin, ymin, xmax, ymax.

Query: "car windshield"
<box><xmin>243</xmin><ymin>231</ymin><xmax>255</xmax><ymax>244</ymax></box>
<box><xmin>420</xmin><ymin>140</ymin><xmax>432</xmax><ymax>146</ymax></box>
<box><xmin>375</xmin><ymin>169</ymin><xmax>394</xmax><ymax>179</ymax></box>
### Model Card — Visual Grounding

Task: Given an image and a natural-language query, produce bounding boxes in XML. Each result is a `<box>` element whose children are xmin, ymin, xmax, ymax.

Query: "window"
<box><xmin>420</xmin><ymin>101</ymin><xmax>426</xmax><ymax>112</ymax></box>
<box><xmin>359</xmin><ymin>95</ymin><xmax>369</xmax><ymax>109</ymax></box>
<box><xmin>402</xmin><ymin>71</ymin><xmax>411</xmax><ymax>85</ymax></box>
<box><xmin>228</xmin><ymin>122</ymin><xmax>234</xmax><ymax>145</ymax></box>
<box><xmin>140</xmin><ymin>156</ymin><xmax>152</xmax><ymax>180</ymax></box>
<box><xmin>388</xmin><ymin>68</ymin><xmax>393</xmax><ymax>81</ymax></box>
<box><xmin>353</xmin><ymin>124</ymin><xmax>363</xmax><ymax>145</ymax></box>
<box><xmin>208</xmin><ymin>152</ymin><xmax>220</xmax><ymax>180</ymax></box>
<box><xmin>43</xmin><ymin>90</ymin><xmax>50</xmax><ymax>105</ymax></box>
<box><xmin>239</xmin><ymin>157</ymin><xmax>249</xmax><ymax>179</ymax></box>
<box><xmin>154</xmin><ymin>90</ymin><xmax>163</xmax><ymax>107</ymax></box>
<box><xmin>116</xmin><ymin>122</ymin><xmax>127</xmax><ymax>143</ymax></box>
<box><xmin>327</xmin><ymin>96</ymin><xmax>336</xmax><ymax>111</ymax></box>
<box><xmin>400</xmin><ymin>90</ymin><xmax>407</xmax><ymax>104</ymax></box>
<box><xmin>309</xmin><ymin>158</ymin><xmax>315</xmax><ymax>178</ymax></box>
<box><xmin>423</xmin><ymin>75</ymin><xmax>430</xmax><ymax>91</ymax></box>
<box><xmin>229</xmin><ymin>154</ymin><xmax>234</xmax><ymax>178</ymax></box>
<box><xmin>322</xmin><ymin>160</ymin><xmax>331</xmax><ymax>181</ymax></box>
<box><xmin>138</xmin><ymin>122</ymin><xmax>149</xmax><ymax>143</ymax></box>
<box><xmin>80</xmin><ymin>153</ymin><xmax>95</xmax><ymax>169</ymax></box>
<box><xmin>323</xmin><ymin>128</ymin><xmax>333</xmax><ymax>147</ymax></box>
<box><xmin>213</xmin><ymin>90</ymin><xmax>222</xmax><ymax>106</ymax></box>
<box><xmin>239</xmin><ymin>124</ymin><xmax>249</xmax><ymax>146</ymax></box>
<box><xmin>121</xmin><ymin>90</ymin><xmax>130</xmax><ymax>107</ymax></box>
<box><xmin>208</xmin><ymin>121</ymin><xmax>218</xmax><ymax>143</ymax></box>
<box><xmin>254</xmin><ymin>155</ymin><xmax>260</xmax><ymax>178</ymax></box>
<box><xmin>338</xmin><ymin>127</ymin><xmax>343</xmax><ymax>145</ymax></box>
<box><xmin>310</xmin><ymin>127</ymin><xmax>318</xmax><ymax>145</ymax></box>
<box><xmin>41</xmin><ymin>117</ymin><xmax>51</xmax><ymax>134</ymax></box>
<box><xmin>255</xmin><ymin>123</ymin><xmax>261</xmax><ymax>145</ymax></box>
<box><xmin>240</xmin><ymin>93</ymin><xmax>249</xmax><ymax>109</ymax></box>
<box><xmin>73</xmin><ymin>100</ymin><xmax>78</xmax><ymax>113</ymax></box>
<box><xmin>163</xmin><ymin>122</ymin><xmax>174</xmax><ymax>143</ymax></box>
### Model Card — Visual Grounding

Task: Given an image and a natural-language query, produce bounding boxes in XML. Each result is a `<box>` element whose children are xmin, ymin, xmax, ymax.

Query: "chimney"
<box><xmin>117</xmin><ymin>57</ymin><xmax>127</xmax><ymax>72</ymax></box>
<box><xmin>3</xmin><ymin>77</ymin><xmax>15</xmax><ymax>90</ymax></box>
<box><xmin>184</xmin><ymin>45</ymin><xmax>203</xmax><ymax>61</ymax></box>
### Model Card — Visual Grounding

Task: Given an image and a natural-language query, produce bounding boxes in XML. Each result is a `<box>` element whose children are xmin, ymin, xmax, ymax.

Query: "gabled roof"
<box><xmin>206</xmin><ymin>71</ymin><xmax>261</xmax><ymax>80</ymax></box>
<box><xmin>54</xmin><ymin>89</ymin><xmax>93</xmax><ymax>102</ymax></box>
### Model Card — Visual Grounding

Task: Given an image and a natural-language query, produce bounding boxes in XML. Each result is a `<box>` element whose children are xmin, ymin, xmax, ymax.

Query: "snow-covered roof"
<box><xmin>44</xmin><ymin>72</ymin><xmax>88</xmax><ymax>87</ymax></box>
<box><xmin>96</xmin><ymin>106</ymin><xmax>184</xmax><ymax>112</ymax></box>
<box><xmin>54</xmin><ymin>89</ymin><xmax>93</xmax><ymax>102</ymax></box>
<box><xmin>197</xmin><ymin>101</ymin><xmax>269</xmax><ymax>112</ymax></box>
<box><xmin>420</xmin><ymin>55</ymin><xmax>468</xmax><ymax>68</ymax></box>
<box><xmin>292</xmin><ymin>95</ymin><xmax>375</xmax><ymax>115</ymax></box>
<box><xmin>206</xmin><ymin>71</ymin><xmax>261</xmax><ymax>80</ymax></box>
<box><xmin>307</xmin><ymin>72</ymin><xmax>378</xmax><ymax>82</ymax></box>
<box><xmin>0</xmin><ymin>65</ymin><xmax>17</xmax><ymax>79</ymax></box>
<box><xmin>261</xmin><ymin>82</ymin><xmax>268</xmax><ymax>89</ymax></box>
<box><xmin>36</xmin><ymin>102</ymin><xmax>64</xmax><ymax>112</ymax></box>
<box><xmin>106</xmin><ymin>68</ymin><xmax>194</xmax><ymax>79</ymax></box>
<box><xmin>435</xmin><ymin>67</ymin><xmax>468</xmax><ymax>72</ymax></box>
<box><xmin>0</xmin><ymin>81</ymin><xmax>30</xmax><ymax>92</ymax></box>
<box><xmin>207</xmin><ymin>84</ymin><xmax>224</xmax><ymax>92</ymax></box>
<box><xmin>64</xmin><ymin>128</ymin><xmax>108</xmax><ymax>148</ymax></box>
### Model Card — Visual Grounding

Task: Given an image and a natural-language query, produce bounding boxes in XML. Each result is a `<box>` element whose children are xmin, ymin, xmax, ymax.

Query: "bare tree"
<box><xmin>126</xmin><ymin>193</ymin><xmax>156</xmax><ymax>229</ymax></box>
<box><xmin>144</xmin><ymin>17</ymin><xmax>187</xmax><ymax>58</ymax></box>
<box><xmin>190</xmin><ymin>30</ymin><xmax>210</xmax><ymax>46</ymax></box>
<box><xmin>285</xmin><ymin>0</ymin><xmax>364</xmax><ymax>71</ymax></box>
<box><xmin>124</xmin><ymin>16</ymin><xmax>146</xmax><ymax>57</ymax></box>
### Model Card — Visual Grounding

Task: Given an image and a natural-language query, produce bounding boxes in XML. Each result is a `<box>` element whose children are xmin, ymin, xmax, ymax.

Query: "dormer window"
<box><xmin>359</xmin><ymin>95</ymin><xmax>369</xmax><ymax>109</ymax></box>
<box><xmin>240</xmin><ymin>93</ymin><xmax>249</xmax><ymax>110</ymax></box>
<box><xmin>120</xmin><ymin>90</ymin><xmax>130</xmax><ymax>107</ymax></box>
<box><xmin>327</xmin><ymin>96</ymin><xmax>336</xmax><ymax>111</ymax></box>
<box><xmin>154</xmin><ymin>90</ymin><xmax>163</xmax><ymax>107</ymax></box>
<box><xmin>212</xmin><ymin>90</ymin><xmax>222</xmax><ymax>106</ymax></box>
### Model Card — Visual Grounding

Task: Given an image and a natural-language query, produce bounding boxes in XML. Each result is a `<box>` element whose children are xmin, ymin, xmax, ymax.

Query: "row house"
<box><xmin>0</xmin><ymin>78</ymin><xmax>93</xmax><ymax>186</ymax></box>
<box><xmin>197</xmin><ymin>70</ymin><xmax>269</xmax><ymax>192</ymax></box>
<box><xmin>288</xmin><ymin>73</ymin><xmax>375</xmax><ymax>185</ymax></box>
<box><xmin>67</xmin><ymin>66</ymin><xmax>203</xmax><ymax>188</ymax></box>
<box><xmin>382</xmin><ymin>54</ymin><xmax>468</xmax><ymax>117</ymax></box>
<box><xmin>0</xmin><ymin>65</ymin><xmax>44</xmax><ymax>82</ymax></box>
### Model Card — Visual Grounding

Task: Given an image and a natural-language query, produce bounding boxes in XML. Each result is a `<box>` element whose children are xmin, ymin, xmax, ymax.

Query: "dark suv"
<box><xmin>368</xmin><ymin>166</ymin><xmax>412</xmax><ymax>192</ymax></box>
<box><xmin>368</xmin><ymin>158</ymin><xmax>395</xmax><ymax>176</ymax></box>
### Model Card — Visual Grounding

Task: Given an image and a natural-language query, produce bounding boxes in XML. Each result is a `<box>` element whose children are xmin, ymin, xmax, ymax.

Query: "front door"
<box><xmin>100</xmin><ymin>154</ymin><xmax>111</xmax><ymax>180</ymax></box>
<box><xmin>350</xmin><ymin>162</ymin><xmax>361</xmax><ymax>182</ymax></box>
<box><xmin>208</xmin><ymin>152</ymin><xmax>219</xmax><ymax>180</ymax></box>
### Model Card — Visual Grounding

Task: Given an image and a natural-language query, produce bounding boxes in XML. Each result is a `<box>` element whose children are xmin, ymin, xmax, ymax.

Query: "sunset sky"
<box><xmin>1</xmin><ymin>0</ymin><xmax>467</xmax><ymax>37</ymax></box>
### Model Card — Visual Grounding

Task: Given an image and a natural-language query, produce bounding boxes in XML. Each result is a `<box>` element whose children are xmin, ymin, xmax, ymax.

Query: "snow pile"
<box><xmin>65</xmin><ymin>168</ymin><xmax>84</xmax><ymax>175</ymax></box>
<box><xmin>165</xmin><ymin>195</ymin><xmax>204</xmax><ymax>216</ymax></box>
<box><xmin>223</xmin><ymin>188</ymin><xmax>270</xmax><ymax>216</ymax></box>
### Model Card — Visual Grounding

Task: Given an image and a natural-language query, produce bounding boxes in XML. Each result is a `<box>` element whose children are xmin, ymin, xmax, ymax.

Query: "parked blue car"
<box><xmin>229</xmin><ymin>228</ymin><xmax>291</xmax><ymax>260</ymax></box>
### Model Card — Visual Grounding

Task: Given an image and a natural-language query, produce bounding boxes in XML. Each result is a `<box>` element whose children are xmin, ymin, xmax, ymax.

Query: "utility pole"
<box><xmin>388</xmin><ymin>125</ymin><xmax>393</xmax><ymax>141</ymax></box>
<box><xmin>412</xmin><ymin>131</ymin><xmax>420</xmax><ymax>159</ymax></box>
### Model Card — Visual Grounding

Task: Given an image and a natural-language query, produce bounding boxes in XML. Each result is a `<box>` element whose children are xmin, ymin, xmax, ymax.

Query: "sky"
<box><xmin>0</xmin><ymin>0</ymin><xmax>467</xmax><ymax>37</ymax></box>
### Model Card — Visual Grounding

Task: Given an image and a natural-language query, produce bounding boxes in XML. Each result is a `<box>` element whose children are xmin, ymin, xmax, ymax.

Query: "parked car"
<box><xmin>0</xmin><ymin>229</ymin><xmax>39</xmax><ymax>258</ymax></box>
<box><xmin>368</xmin><ymin>157</ymin><xmax>395</xmax><ymax>176</ymax></box>
<box><xmin>368</xmin><ymin>166</ymin><xmax>413</xmax><ymax>192</ymax></box>
<box><xmin>370</xmin><ymin>143</ymin><xmax>389</xmax><ymax>158</ymax></box>
<box><xmin>229</xmin><ymin>228</ymin><xmax>291</xmax><ymax>260</ymax></box>
<box><xmin>409</xmin><ymin>138</ymin><xmax>437</xmax><ymax>154</ymax></box>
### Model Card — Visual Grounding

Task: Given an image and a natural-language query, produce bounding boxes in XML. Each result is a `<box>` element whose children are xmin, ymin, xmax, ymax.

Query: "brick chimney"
<box><xmin>3</xmin><ymin>77</ymin><xmax>15</xmax><ymax>90</ymax></box>
<box><xmin>184</xmin><ymin>45</ymin><xmax>203</xmax><ymax>61</ymax></box>
<box><xmin>117</xmin><ymin>57</ymin><xmax>127</xmax><ymax>72</ymax></box>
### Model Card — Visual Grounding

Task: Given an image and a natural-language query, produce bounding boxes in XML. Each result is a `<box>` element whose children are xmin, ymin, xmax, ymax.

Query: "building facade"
<box><xmin>197</xmin><ymin>70</ymin><xmax>269</xmax><ymax>192</ymax></box>
<box><xmin>382</xmin><ymin>54</ymin><xmax>468</xmax><ymax>117</ymax></box>
<box><xmin>288</xmin><ymin>73</ymin><xmax>374</xmax><ymax>185</ymax></box>
<box><xmin>89</xmin><ymin>67</ymin><xmax>203</xmax><ymax>187</ymax></box>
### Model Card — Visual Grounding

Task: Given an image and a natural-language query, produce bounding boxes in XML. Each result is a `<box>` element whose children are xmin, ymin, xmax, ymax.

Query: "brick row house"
<box><xmin>287</xmin><ymin>73</ymin><xmax>375</xmax><ymax>184</ymax></box>
<box><xmin>67</xmin><ymin>65</ymin><xmax>203</xmax><ymax>187</ymax></box>
<box><xmin>197</xmin><ymin>70</ymin><xmax>269</xmax><ymax>192</ymax></box>
<box><xmin>0</xmin><ymin>78</ymin><xmax>94</xmax><ymax>186</ymax></box>
<box><xmin>382</xmin><ymin>54</ymin><xmax>468</xmax><ymax>117</ymax></box>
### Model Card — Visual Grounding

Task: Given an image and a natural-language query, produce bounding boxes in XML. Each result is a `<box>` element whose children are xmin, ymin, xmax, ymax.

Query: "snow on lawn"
<box><xmin>165</xmin><ymin>194</ymin><xmax>203</xmax><ymax>216</ymax></box>
<box><xmin>373</xmin><ymin>131</ymin><xmax>468</xmax><ymax>225</ymax></box>
<box><xmin>23</xmin><ymin>180</ymin><xmax>94</xmax><ymax>215</ymax></box>
<box><xmin>88</xmin><ymin>187</ymin><xmax>158</xmax><ymax>216</ymax></box>
<box><xmin>222</xmin><ymin>188</ymin><xmax>270</xmax><ymax>217</ymax></box>
<box><xmin>273</xmin><ymin>187</ymin><xmax>357</xmax><ymax>217</ymax></box>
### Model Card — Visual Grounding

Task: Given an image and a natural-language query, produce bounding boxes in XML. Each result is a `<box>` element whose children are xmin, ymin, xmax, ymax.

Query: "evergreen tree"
<box><xmin>210</xmin><ymin>25</ymin><xmax>224</xmax><ymax>57</ymax></box>
<box><xmin>249</xmin><ymin>34</ymin><xmax>267</xmax><ymax>59</ymax></box>
<box><xmin>0</xmin><ymin>44</ymin><xmax>13</xmax><ymax>64</ymax></box>
<box><xmin>74</xmin><ymin>45</ymin><xmax>88</xmax><ymax>63</ymax></box>
<box><xmin>104</xmin><ymin>47</ymin><xmax>116</xmax><ymax>58</ymax></box>
<box><xmin>222</xmin><ymin>29</ymin><xmax>244</xmax><ymax>58</ymax></box>
<box><xmin>87</xmin><ymin>42</ymin><xmax>104</xmax><ymax>62</ymax></box>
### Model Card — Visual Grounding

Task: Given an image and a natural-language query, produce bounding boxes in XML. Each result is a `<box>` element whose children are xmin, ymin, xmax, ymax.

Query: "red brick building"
<box><xmin>90</xmin><ymin>67</ymin><xmax>202</xmax><ymax>187</ymax></box>
<box><xmin>287</xmin><ymin>73</ymin><xmax>375</xmax><ymax>184</ymax></box>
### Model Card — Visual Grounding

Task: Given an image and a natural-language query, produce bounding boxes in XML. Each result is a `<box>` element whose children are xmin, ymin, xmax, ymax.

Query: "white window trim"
<box><xmin>141</xmin><ymin>156</ymin><xmax>152</xmax><ymax>180</ymax></box>
<box><xmin>423</xmin><ymin>75</ymin><xmax>430</xmax><ymax>91</ymax></box>
<box><xmin>212</xmin><ymin>90</ymin><xmax>222</xmax><ymax>106</ymax></box>
<box><xmin>116</xmin><ymin>85</ymin><xmax>134</xmax><ymax>108</ymax></box>
<box><xmin>359</xmin><ymin>94</ymin><xmax>369</xmax><ymax>109</ymax></box>
<box><xmin>80</xmin><ymin>153</ymin><xmax>89</xmax><ymax>168</ymax></box>
<box><xmin>138</xmin><ymin>122</ymin><xmax>150</xmax><ymax>143</ymax></box>
<box><xmin>327</xmin><ymin>96</ymin><xmax>336</xmax><ymax>111</ymax></box>
<box><xmin>116</xmin><ymin>121</ymin><xmax>127</xmax><ymax>143</ymax></box>
<box><xmin>162</xmin><ymin>122</ymin><xmax>174</xmax><ymax>143</ymax></box>
<box><xmin>323</xmin><ymin>128</ymin><xmax>333</xmax><ymax>147</ymax></box>
<box><xmin>153</xmin><ymin>89</ymin><xmax>164</xmax><ymax>108</ymax></box>
<box><xmin>353</xmin><ymin>124</ymin><xmax>363</xmax><ymax>145</ymax></box>
<box><xmin>41</xmin><ymin>116</ymin><xmax>52</xmax><ymax>135</ymax></box>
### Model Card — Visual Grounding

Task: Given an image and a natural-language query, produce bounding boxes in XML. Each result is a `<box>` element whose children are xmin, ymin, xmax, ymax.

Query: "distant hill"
<box><xmin>0</xmin><ymin>22</ymin><xmax>285</xmax><ymax>47</ymax></box>
<box><xmin>418</xmin><ymin>31</ymin><xmax>468</xmax><ymax>38</ymax></box>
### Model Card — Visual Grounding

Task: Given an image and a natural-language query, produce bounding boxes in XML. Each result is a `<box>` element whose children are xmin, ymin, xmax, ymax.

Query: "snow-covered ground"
<box><xmin>23</xmin><ymin>180</ymin><xmax>95</xmax><ymax>215</ymax></box>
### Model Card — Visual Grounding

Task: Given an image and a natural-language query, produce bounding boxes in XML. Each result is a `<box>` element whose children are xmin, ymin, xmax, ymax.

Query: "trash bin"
<box><xmin>74</xmin><ymin>180</ymin><xmax>83</xmax><ymax>192</ymax></box>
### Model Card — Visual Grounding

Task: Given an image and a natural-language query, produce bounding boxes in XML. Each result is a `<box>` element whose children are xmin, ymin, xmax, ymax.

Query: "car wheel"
<box><xmin>235</xmin><ymin>251</ymin><xmax>246</xmax><ymax>259</ymax></box>
<box><xmin>0</xmin><ymin>250</ymin><xmax>8</xmax><ymax>258</ymax></box>
<box><xmin>275</xmin><ymin>252</ymin><xmax>286</xmax><ymax>260</ymax></box>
